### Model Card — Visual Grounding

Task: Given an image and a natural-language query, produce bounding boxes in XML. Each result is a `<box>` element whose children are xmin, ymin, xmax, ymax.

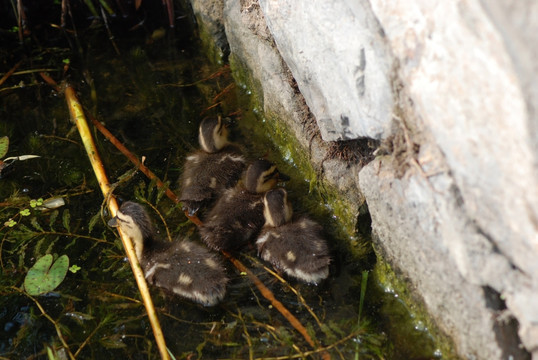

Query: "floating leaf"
<box><xmin>0</xmin><ymin>136</ymin><xmax>8</xmax><ymax>158</ymax></box>
<box><xmin>69</xmin><ymin>264</ymin><xmax>81</xmax><ymax>273</ymax></box>
<box><xmin>24</xmin><ymin>254</ymin><xmax>69</xmax><ymax>295</ymax></box>
<box><xmin>20</xmin><ymin>209</ymin><xmax>30</xmax><ymax>216</ymax></box>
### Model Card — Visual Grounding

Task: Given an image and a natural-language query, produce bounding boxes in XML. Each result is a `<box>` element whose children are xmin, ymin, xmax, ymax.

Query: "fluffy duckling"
<box><xmin>256</xmin><ymin>188</ymin><xmax>331</xmax><ymax>284</ymax></box>
<box><xmin>200</xmin><ymin>159</ymin><xmax>289</xmax><ymax>251</ymax></box>
<box><xmin>108</xmin><ymin>201</ymin><xmax>228</xmax><ymax>306</ymax></box>
<box><xmin>179</xmin><ymin>116</ymin><xmax>247</xmax><ymax>215</ymax></box>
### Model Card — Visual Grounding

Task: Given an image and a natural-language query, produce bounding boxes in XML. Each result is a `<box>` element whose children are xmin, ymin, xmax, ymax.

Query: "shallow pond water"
<box><xmin>0</xmin><ymin>3</ymin><xmax>444</xmax><ymax>359</ymax></box>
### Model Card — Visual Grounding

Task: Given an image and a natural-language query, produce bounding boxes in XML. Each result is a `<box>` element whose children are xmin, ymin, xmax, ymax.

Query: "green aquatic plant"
<box><xmin>0</xmin><ymin>136</ymin><xmax>8</xmax><ymax>158</ymax></box>
<box><xmin>69</xmin><ymin>264</ymin><xmax>81</xmax><ymax>273</ymax></box>
<box><xmin>24</xmin><ymin>254</ymin><xmax>69</xmax><ymax>295</ymax></box>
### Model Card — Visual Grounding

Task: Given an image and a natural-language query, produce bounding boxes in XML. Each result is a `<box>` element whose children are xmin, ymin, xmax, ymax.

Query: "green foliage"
<box><xmin>69</xmin><ymin>264</ymin><xmax>81</xmax><ymax>273</ymax></box>
<box><xmin>30</xmin><ymin>198</ymin><xmax>44</xmax><ymax>208</ymax></box>
<box><xmin>0</xmin><ymin>136</ymin><xmax>8</xmax><ymax>158</ymax></box>
<box><xmin>24</xmin><ymin>254</ymin><xmax>69</xmax><ymax>295</ymax></box>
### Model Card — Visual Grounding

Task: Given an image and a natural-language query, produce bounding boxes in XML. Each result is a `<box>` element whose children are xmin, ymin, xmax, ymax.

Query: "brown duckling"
<box><xmin>199</xmin><ymin>159</ymin><xmax>289</xmax><ymax>251</ymax></box>
<box><xmin>256</xmin><ymin>188</ymin><xmax>331</xmax><ymax>284</ymax></box>
<box><xmin>178</xmin><ymin>116</ymin><xmax>247</xmax><ymax>215</ymax></box>
<box><xmin>108</xmin><ymin>201</ymin><xmax>228</xmax><ymax>306</ymax></box>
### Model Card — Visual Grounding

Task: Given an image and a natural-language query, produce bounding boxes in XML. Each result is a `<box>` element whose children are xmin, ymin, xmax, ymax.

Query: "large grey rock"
<box><xmin>368</xmin><ymin>0</ymin><xmax>538</xmax><ymax>356</ymax></box>
<box><xmin>258</xmin><ymin>0</ymin><xmax>394</xmax><ymax>141</ymax></box>
<box><xmin>360</xmin><ymin>141</ymin><xmax>529</xmax><ymax>359</ymax></box>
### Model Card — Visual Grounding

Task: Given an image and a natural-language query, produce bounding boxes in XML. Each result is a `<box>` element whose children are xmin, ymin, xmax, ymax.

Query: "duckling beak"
<box><xmin>277</xmin><ymin>171</ymin><xmax>290</xmax><ymax>182</ymax></box>
<box><xmin>107</xmin><ymin>216</ymin><xmax>119</xmax><ymax>227</ymax></box>
<box><xmin>222</xmin><ymin>116</ymin><xmax>233</xmax><ymax>128</ymax></box>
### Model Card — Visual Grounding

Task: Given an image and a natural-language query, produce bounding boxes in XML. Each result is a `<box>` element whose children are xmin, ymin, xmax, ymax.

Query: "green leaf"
<box><xmin>49</xmin><ymin>210</ymin><xmax>59</xmax><ymax>230</ymax></box>
<box><xmin>24</xmin><ymin>254</ymin><xmax>69</xmax><ymax>295</ymax></box>
<box><xmin>62</xmin><ymin>209</ymin><xmax>70</xmax><ymax>232</ymax></box>
<box><xmin>88</xmin><ymin>211</ymin><xmax>101</xmax><ymax>234</ymax></box>
<box><xmin>30</xmin><ymin>217</ymin><xmax>44</xmax><ymax>232</ymax></box>
<box><xmin>20</xmin><ymin>209</ymin><xmax>30</xmax><ymax>216</ymax></box>
<box><xmin>69</xmin><ymin>264</ymin><xmax>81</xmax><ymax>273</ymax></box>
<box><xmin>0</xmin><ymin>136</ymin><xmax>8</xmax><ymax>158</ymax></box>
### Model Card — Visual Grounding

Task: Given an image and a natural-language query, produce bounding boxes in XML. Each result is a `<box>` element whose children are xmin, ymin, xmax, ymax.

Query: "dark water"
<box><xmin>0</xmin><ymin>3</ymin><xmax>443</xmax><ymax>359</ymax></box>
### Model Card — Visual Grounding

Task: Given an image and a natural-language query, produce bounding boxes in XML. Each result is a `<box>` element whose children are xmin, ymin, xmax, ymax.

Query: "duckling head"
<box><xmin>198</xmin><ymin>116</ymin><xmax>230</xmax><ymax>153</ymax></box>
<box><xmin>244</xmin><ymin>159</ymin><xmax>290</xmax><ymax>193</ymax></box>
<box><xmin>263</xmin><ymin>188</ymin><xmax>293</xmax><ymax>227</ymax></box>
<box><xmin>108</xmin><ymin>201</ymin><xmax>154</xmax><ymax>262</ymax></box>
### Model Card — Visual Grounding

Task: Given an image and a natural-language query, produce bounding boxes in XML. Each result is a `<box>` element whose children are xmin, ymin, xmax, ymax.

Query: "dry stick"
<box><xmin>222</xmin><ymin>250</ymin><xmax>318</xmax><ymax>350</ymax></box>
<box><xmin>89</xmin><ymin>115</ymin><xmax>328</xmax><ymax>357</ymax></box>
<box><xmin>0</xmin><ymin>59</ymin><xmax>23</xmax><ymax>87</ymax></box>
<box><xmin>88</xmin><ymin>113</ymin><xmax>180</xmax><ymax>204</ymax></box>
<box><xmin>61</xmin><ymin>83</ymin><xmax>170</xmax><ymax>360</ymax></box>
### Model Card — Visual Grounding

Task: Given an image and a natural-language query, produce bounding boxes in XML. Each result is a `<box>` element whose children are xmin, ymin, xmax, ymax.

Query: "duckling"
<box><xmin>256</xmin><ymin>188</ymin><xmax>331</xmax><ymax>284</ymax></box>
<box><xmin>179</xmin><ymin>116</ymin><xmax>247</xmax><ymax>215</ymax></box>
<box><xmin>108</xmin><ymin>201</ymin><xmax>228</xmax><ymax>306</ymax></box>
<box><xmin>200</xmin><ymin>159</ymin><xmax>290</xmax><ymax>251</ymax></box>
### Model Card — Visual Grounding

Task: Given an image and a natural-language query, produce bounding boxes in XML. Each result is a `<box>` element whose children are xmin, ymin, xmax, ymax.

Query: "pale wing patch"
<box><xmin>145</xmin><ymin>263</ymin><xmax>171</xmax><ymax>280</ymax></box>
<box><xmin>218</xmin><ymin>154</ymin><xmax>245</xmax><ymax>163</ymax></box>
<box><xmin>288</xmin><ymin>267</ymin><xmax>329</xmax><ymax>284</ymax></box>
<box><xmin>209</xmin><ymin>177</ymin><xmax>217</xmax><ymax>189</ymax></box>
<box><xmin>286</xmin><ymin>250</ymin><xmax>296</xmax><ymax>262</ymax></box>
<box><xmin>204</xmin><ymin>258</ymin><xmax>219</xmax><ymax>269</ymax></box>
<box><xmin>261</xmin><ymin>249</ymin><xmax>272</xmax><ymax>262</ymax></box>
<box><xmin>186</xmin><ymin>154</ymin><xmax>199</xmax><ymax>162</ymax></box>
<box><xmin>256</xmin><ymin>232</ymin><xmax>271</xmax><ymax>246</ymax></box>
<box><xmin>180</xmin><ymin>242</ymin><xmax>192</xmax><ymax>252</ymax></box>
<box><xmin>177</xmin><ymin>273</ymin><xmax>193</xmax><ymax>285</ymax></box>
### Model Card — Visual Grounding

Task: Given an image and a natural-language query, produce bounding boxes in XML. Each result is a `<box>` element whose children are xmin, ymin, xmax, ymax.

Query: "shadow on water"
<box><xmin>0</xmin><ymin>1</ymin><xmax>442</xmax><ymax>359</ymax></box>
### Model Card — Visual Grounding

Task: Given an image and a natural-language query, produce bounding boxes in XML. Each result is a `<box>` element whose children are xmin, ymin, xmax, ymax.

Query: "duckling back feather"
<box><xmin>200</xmin><ymin>160</ymin><xmax>288</xmax><ymax>251</ymax></box>
<box><xmin>179</xmin><ymin>116</ymin><xmax>246</xmax><ymax>215</ymax></box>
<box><xmin>256</xmin><ymin>189</ymin><xmax>331</xmax><ymax>284</ymax></box>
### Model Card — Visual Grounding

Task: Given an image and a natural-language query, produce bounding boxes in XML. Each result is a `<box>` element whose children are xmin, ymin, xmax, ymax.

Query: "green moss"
<box><xmin>373</xmin><ymin>256</ymin><xmax>459</xmax><ymax>359</ymax></box>
<box><xmin>194</xmin><ymin>15</ymin><xmax>225</xmax><ymax>66</ymax></box>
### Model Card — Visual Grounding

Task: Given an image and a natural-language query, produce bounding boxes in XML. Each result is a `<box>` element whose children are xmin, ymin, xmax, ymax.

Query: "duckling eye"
<box><xmin>262</xmin><ymin>169</ymin><xmax>278</xmax><ymax>182</ymax></box>
<box><xmin>115</xmin><ymin>214</ymin><xmax>133</xmax><ymax>227</ymax></box>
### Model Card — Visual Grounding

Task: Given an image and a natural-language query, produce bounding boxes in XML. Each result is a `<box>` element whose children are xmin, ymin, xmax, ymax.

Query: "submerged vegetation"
<box><xmin>0</xmin><ymin>1</ymin><xmax>443</xmax><ymax>359</ymax></box>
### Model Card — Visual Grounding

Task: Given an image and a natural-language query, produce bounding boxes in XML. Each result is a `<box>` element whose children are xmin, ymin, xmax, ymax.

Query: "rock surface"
<box><xmin>259</xmin><ymin>0</ymin><xmax>394</xmax><ymax>141</ymax></box>
<box><xmin>188</xmin><ymin>0</ymin><xmax>538</xmax><ymax>358</ymax></box>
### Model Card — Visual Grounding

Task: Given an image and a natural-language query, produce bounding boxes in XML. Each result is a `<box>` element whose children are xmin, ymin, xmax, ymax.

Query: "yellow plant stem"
<box><xmin>64</xmin><ymin>85</ymin><xmax>170</xmax><ymax>360</ymax></box>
